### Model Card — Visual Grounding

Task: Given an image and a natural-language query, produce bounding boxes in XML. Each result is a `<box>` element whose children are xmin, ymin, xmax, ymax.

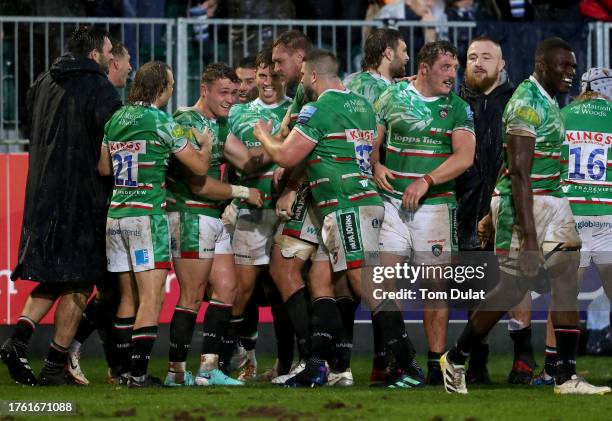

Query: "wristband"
<box><xmin>423</xmin><ymin>174</ymin><xmax>435</xmax><ymax>187</ymax></box>
<box><xmin>286</xmin><ymin>179</ymin><xmax>301</xmax><ymax>191</ymax></box>
<box><xmin>230</xmin><ymin>185</ymin><xmax>250</xmax><ymax>199</ymax></box>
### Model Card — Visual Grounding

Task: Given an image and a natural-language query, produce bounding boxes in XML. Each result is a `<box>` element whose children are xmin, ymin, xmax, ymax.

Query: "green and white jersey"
<box><xmin>104</xmin><ymin>104</ymin><xmax>189</xmax><ymax>218</ymax></box>
<box><xmin>376</xmin><ymin>81</ymin><xmax>474</xmax><ymax>204</ymax></box>
<box><xmin>561</xmin><ymin>97</ymin><xmax>612</xmax><ymax>215</ymax></box>
<box><xmin>166</xmin><ymin>107</ymin><xmax>225</xmax><ymax>218</ymax></box>
<box><xmin>345</xmin><ymin>71</ymin><xmax>392</xmax><ymax>104</ymax></box>
<box><xmin>294</xmin><ymin>88</ymin><xmax>383</xmax><ymax>217</ymax></box>
<box><xmin>229</xmin><ymin>97</ymin><xmax>291</xmax><ymax>209</ymax></box>
<box><xmin>495</xmin><ymin>76</ymin><xmax>565</xmax><ymax>198</ymax></box>
<box><xmin>288</xmin><ymin>83</ymin><xmax>306</xmax><ymax>129</ymax></box>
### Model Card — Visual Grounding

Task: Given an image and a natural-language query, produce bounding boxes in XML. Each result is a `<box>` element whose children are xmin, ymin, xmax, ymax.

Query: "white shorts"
<box><xmin>169</xmin><ymin>211</ymin><xmax>233</xmax><ymax>259</ymax></box>
<box><xmin>379</xmin><ymin>197</ymin><xmax>455</xmax><ymax>265</ymax></box>
<box><xmin>574</xmin><ymin>215</ymin><xmax>612</xmax><ymax>268</ymax></box>
<box><xmin>232</xmin><ymin>208</ymin><xmax>280</xmax><ymax>265</ymax></box>
<box><xmin>321</xmin><ymin>205</ymin><xmax>383</xmax><ymax>272</ymax></box>
<box><xmin>106</xmin><ymin>214</ymin><xmax>172</xmax><ymax>273</ymax></box>
<box><xmin>492</xmin><ymin>195</ymin><xmax>581</xmax><ymax>275</ymax></box>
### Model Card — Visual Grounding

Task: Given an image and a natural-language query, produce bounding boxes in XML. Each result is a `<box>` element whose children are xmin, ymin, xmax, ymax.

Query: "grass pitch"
<box><xmin>1</xmin><ymin>355</ymin><xmax>612</xmax><ymax>420</ymax></box>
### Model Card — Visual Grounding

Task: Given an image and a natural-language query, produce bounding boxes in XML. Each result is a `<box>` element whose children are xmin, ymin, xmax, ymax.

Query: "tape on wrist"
<box><xmin>230</xmin><ymin>185</ymin><xmax>250</xmax><ymax>199</ymax></box>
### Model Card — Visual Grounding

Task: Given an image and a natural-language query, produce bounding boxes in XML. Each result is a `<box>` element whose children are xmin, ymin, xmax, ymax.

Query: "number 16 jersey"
<box><xmin>561</xmin><ymin>97</ymin><xmax>612</xmax><ymax>216</ymax></box>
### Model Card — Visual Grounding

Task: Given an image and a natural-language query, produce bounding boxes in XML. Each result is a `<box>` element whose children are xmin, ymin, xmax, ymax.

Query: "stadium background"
<box><xmin>0</xmin><ymin>0</ymin><xmax>611</xmax><ymax>356</ymax></box>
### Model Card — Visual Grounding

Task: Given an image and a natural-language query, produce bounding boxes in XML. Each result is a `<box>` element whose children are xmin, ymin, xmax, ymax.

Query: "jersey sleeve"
<box><xmin>293</xmin><ymin>103</ymin><xmax>325</xmax><ymax>144</ymax></box>
<box><xmin>452</xmin><ymin>98</ymin><xmax>475</xmax><ymax>134</ymax></box>
<box><xmin>160</xmin><ymin>119</ymin><xmax>189</xmax><ymax>154</ymax></box>
<box><xmin>228</xmin><ymin>105</ymin><xmax>241</xmax><ymax>136</ymax></box>
<box><xmin>504</xmin><ymin>99</ymin><xmax>541</xmax><ymax>138</ymax></box>
<box><xmin>288</xmin><ymin>84</ymin><xmax>305</xmax><ymax>129</ymax></box>
<box><xmin>375</xmin><ymin>87</ymin><xmax>391</xmax><ymax>126</ymax></box>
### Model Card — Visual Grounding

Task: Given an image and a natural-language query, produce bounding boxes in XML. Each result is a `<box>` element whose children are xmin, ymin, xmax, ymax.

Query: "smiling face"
<box><xmin>421</xmin><ymin>52</ymin><xmax>459</xmax><ymax>96</ymax></box>
<box><xmin>541</xmin><ymin>48</ymin><xmax>577</xmax><ymax>95</ymax></box>
<box><xmin>256</xmin><ymin>64</ymin><xmax>284</xmax><ymax>105</ymax></box>
<box><xmin>465</xmin><ymin>40</ymin><xmax>504</xmax><ymax>93</ymax></box>
<box><xmin>202</xmin><ymin>77</ymin><xmax>235</xmax><ymax>118</ymax></box>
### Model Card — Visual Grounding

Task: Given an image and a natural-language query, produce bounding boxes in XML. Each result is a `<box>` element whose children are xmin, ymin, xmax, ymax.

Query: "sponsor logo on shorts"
<box><xmin>107</xmin><ymin>228</ymin><xmax>141</xmax><ymax>237</ymax></box>
<box><xmin>134</xmin><ymin>249</ymin><xmax>150</xmax><ymax>265</ymax></box>
<box><xmin>333</xmin><ymin>251</ymin><xmax>339</xmax><ymax>264</ymax></box>
<box><xmin>372</xmin><ymin>218</ymin><xmax>380</xmax><ymax>228</ymax></box>
<box><xmin>432</xmin><ymin>244</ymin><xmax>443</xmax><ymax>257</ymax></box>
<box><xmin>576</xmin><ymin>220</ymin><xmax>612</xmax><ymax>230</ymax></box>
<box><xmin>291</xmin><ymin>191</ymin><xmax>308</xmax><ymax>222</ymax></box>
<box><xmin>340</xmin><ymin>212</ymin><xmax>362</xmax><ymax>253</ymax></box>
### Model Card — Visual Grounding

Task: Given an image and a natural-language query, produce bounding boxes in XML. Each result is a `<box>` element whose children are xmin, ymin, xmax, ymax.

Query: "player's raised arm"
<box><xmin>253</xmin><ymin>119</ymin><xmax>315</xmax><ymax>168</ymax></box>
<box><xmin>224</xmin><ymin>131</ymin><xmax>269</xmax><ymax>173</ymax></box>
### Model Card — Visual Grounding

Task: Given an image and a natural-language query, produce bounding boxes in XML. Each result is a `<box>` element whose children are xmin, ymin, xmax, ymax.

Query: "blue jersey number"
<box><xmin>113</xmin><ymin>153</ymin><xmax>138</xmax><ymax>187</ymax></box>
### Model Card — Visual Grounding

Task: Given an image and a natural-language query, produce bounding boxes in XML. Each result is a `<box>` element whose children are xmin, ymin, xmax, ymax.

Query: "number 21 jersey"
<box><xmin>104</xmin><ymin>104</ymin><xmax>189</xmax><ymax>218</ymax></box>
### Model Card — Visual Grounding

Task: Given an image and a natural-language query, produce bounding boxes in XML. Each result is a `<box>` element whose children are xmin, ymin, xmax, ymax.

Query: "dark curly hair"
<box><xmin>361</xmin><ymin>28</ymin><xmax>403</xmax><ymax>71</ymax></box>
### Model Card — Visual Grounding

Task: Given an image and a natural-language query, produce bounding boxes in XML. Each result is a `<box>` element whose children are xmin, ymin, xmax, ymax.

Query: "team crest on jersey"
<box><xmin>431</xmin><ymin>244</ymin><xmax>443</xmax><ymax>257</ymax></box>
<box><xmin>297</xmin><ymin>105</ymin><xmax>317</xmax><ymax>124</ymax></box>
<box><xmin>439</xmin><ymin>108</ymin><xmax>449</xmax><ymax>119</ymax></box>
<box><xmin>172</xmin><ymin>124</ymin><xmax>186</xmax><ymax>138</ymax></box>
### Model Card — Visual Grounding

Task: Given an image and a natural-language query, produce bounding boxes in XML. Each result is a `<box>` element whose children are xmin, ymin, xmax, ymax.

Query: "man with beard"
<box><xmin>344</xmin><ymin>27</ymin><xmax>409</xmax><ymax>382</ymax></box>
<box><xmin>254</xmin><ymin>49</ymin><xmax>425</xmax><ymax>388</ymax></box>
<box><xmin>455</xmin><ymin>37</ymin><xmax>534</xmax><ymax>385</ymax></box>
<box><xmin>1</xmin><ymin>26</ymin><xmax>121</xmax><ymax>386</ymax></box>
<box><xmin>235</xmin><ymin>56</ymin><xmax>258</xmax><ymax>104</ymax></box>
<box><xmin>374</xmin><ymin>40</ymin><xmax>475</xmax><ymax>386</ymax></box>
<box><xmin>441</xmin><ymin>37</ymin><xmax>610</xmax><ymax>395</ymax></box>
<box><xmin>66</xmin><ymin>40</ymin><xmax>133</xmax><ymax>386</ymax></box>
<box><xmin>345</xmin><ymin>28</ymin><xmax>409</xmax><ymax>104</ymax></box>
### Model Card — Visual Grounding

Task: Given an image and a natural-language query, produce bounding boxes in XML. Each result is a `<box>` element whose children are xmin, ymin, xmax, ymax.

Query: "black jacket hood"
<box><xmin>50</xmin><ymin>52</ymin><xmax>106</xmax><ymax>81</ymax></box>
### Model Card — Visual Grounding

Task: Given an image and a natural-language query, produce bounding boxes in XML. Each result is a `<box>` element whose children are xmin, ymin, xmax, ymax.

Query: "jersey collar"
<box><xmin>407</xmin><ymin>82</ymin><xmax>441</xmax><ymax>102</ymax></box>
<box><xmin>319</xmin><ymin>88</ymin><xmax>351</xmax><ymax>100</ymax></box>
<box><xmin>253</xmin><ymin>96</ymin><xmax>291</xmax><ymax>109</ymax></box>
<box><xmin>529</xmin><ymin>75</ymin><xmax>556</xmax><ymax>105</ymax></box>
<box><xmin>367</xmin><ymin>71</ymin><xmax>392</xmax><ymax>85</ymax></box>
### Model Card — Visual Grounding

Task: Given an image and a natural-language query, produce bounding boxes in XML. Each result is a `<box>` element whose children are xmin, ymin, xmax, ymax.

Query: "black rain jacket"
<box><xmin>456</xmin><ymin>73</ymin><xmax>515</xmax><ymax>251</ymax></box>
<box><xmin>11</xmin><ymin>53</ymin><xmax>121</xmax><ymax>283</ymax></box>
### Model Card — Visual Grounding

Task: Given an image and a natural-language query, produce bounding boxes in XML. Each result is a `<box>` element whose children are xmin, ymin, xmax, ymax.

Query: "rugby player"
<box><xmin>374</xmin><ymin>40</ymin><xmax>476</xmax><ymax>385</ymax></box>
<box><xmin>254</xmin><ymin>49</ymin><xmax>424</xmax><ymax>388</ymax></box>
<box><xmin>100</xmin><ymin>61</ymin><xmax>212</xmax><ymax>387</ymax></box>
<box><xmin>226</xmin><ymin>47</ymin><xmax>293</xmax><ymax>380</ymax></box>
<box><xmin>344</xmin><ymin>26</ymin><xmax>409</xmax><ymax>382</ymax></box>
<box><xmin>441</xmin><ymin>38</ymin><xmax>611</xmax><ymax>395</ymax></box>
<box><xmin>235</xmin><ymin>56</ymin><xmax>258</xmax><ymax>104</ymax></box>
<box><xmin>164</xmin><ymin>63</ymin><xmax>263</xmax><ymax>387</ymax></box>
<box><xmin>265</xmin><ymin>29</ymin><xmax>320</xmax><ymax>383</ymax></box>
<box><xmin>530</xmin><ymin>67</ymin><xmax>612</xmax><ymax>386</ymax></box>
